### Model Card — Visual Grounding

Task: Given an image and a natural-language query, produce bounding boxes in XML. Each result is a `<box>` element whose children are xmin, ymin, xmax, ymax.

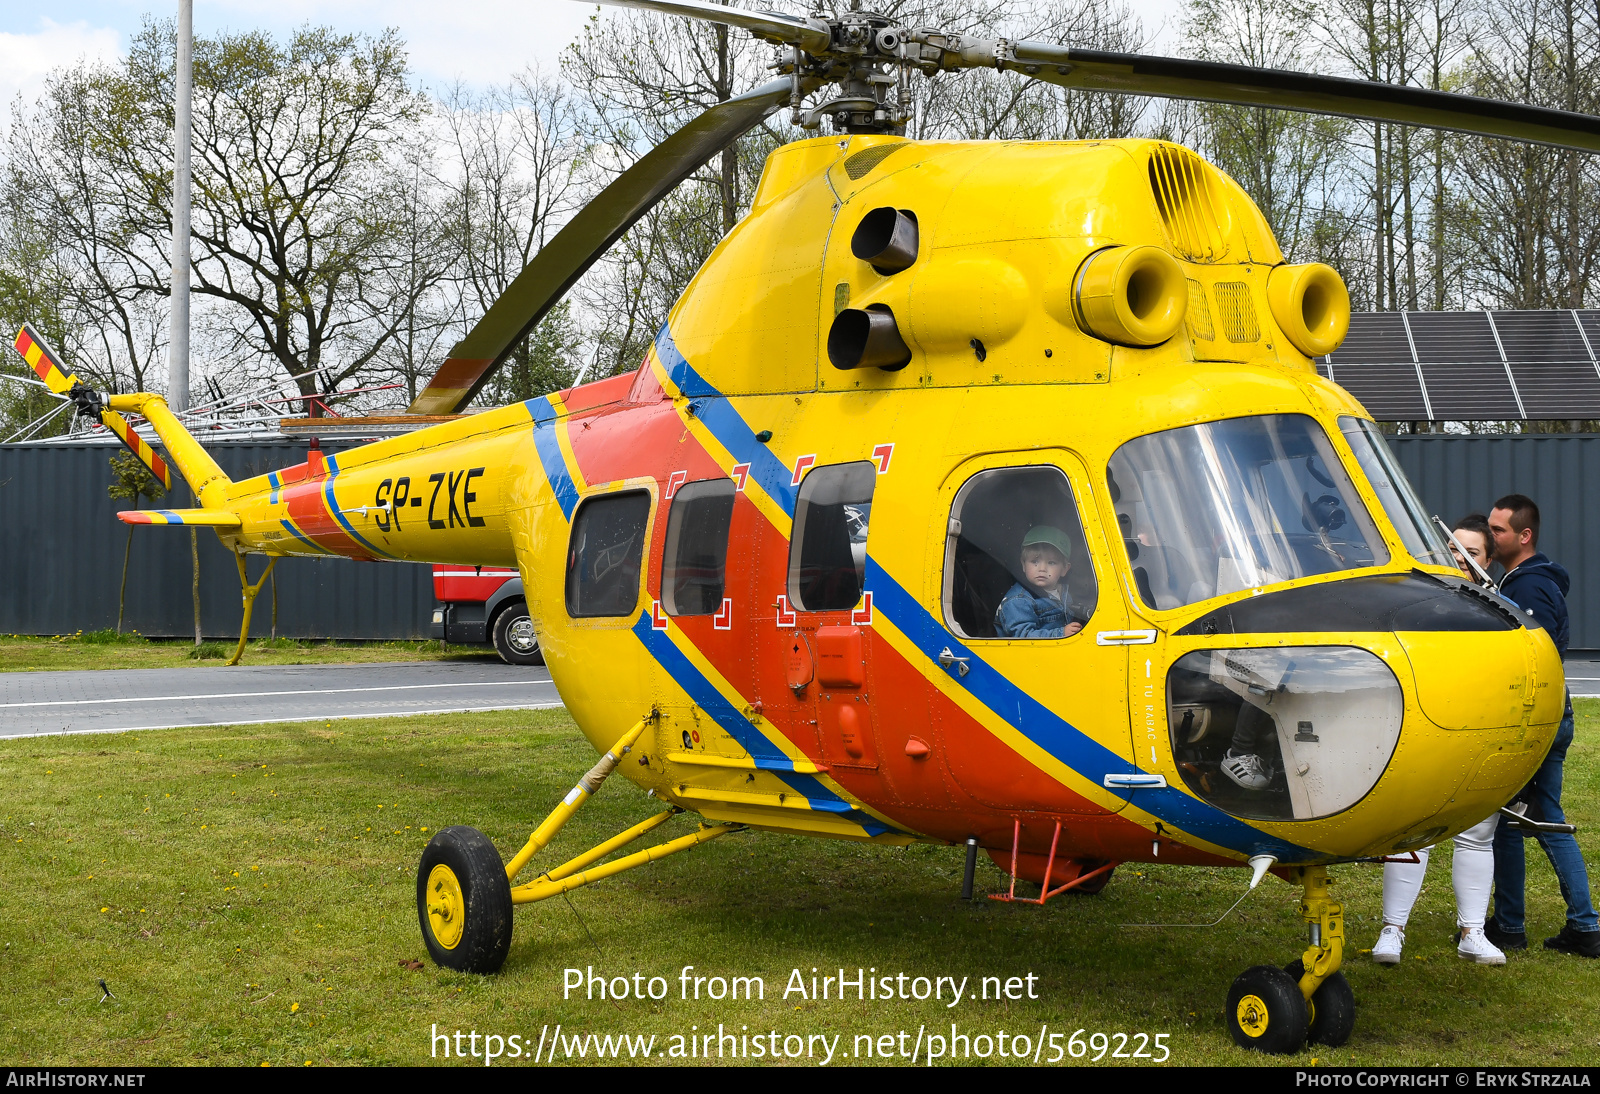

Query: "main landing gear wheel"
<box><xmin>1285</xmin><ymin>959</ymin><xmax>1356</xmax><ymax>1048</ymax></box>
<box><xmin>1225</xmin><ymin>965</ymin><xmax>1308</xmax><ymax>1055</ymax></box>
<box><xmin>493</xmin><ymin>602</ymin><xmax>544</xmax><ymax>666</ymax></box>
<box><xmin>417</xmin><ymin>826</ymin><xmax>513</xmax><ymax>973</ymax></box>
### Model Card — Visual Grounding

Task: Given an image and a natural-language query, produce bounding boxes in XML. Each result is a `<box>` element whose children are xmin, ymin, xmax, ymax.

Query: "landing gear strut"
<box><xmin>415</xmin><ymin>717</ymin><xmax>740</xmax><ymax>974</ymax></box>
<box><xmin>1226</xmin><ymin>865</ymin><xmax>1354</xmax><ymax>1054</ymax></box>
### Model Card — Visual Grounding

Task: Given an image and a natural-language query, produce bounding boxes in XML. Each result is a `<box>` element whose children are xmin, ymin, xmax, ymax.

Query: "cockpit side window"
<box><xmin>943</xmin><ymin>466</ymin><xmax>1098</xmax><ymax>640</ymax></box>
<box><xmin>565</xmin><ymin>490</ymin><xmax>651</xmax><ymax>618</ymax></box>
<box><xmin>662</xmin><ymin>479</ymin><xmax>736</xmax><ymax>616</ymax></box>
<box><xmin>789</xmin><ymin>461</ymin><xmax>875</xmax><ymax>612</ymax></box>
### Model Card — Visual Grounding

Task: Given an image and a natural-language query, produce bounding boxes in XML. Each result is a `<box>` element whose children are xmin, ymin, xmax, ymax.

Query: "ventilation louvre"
<box><xmin>1186</xmin><ymin>278</ymin><xmax>1215</xmax><ymax>341</ymax></box>
<box><xmin>1148</xmin><ymin>145</ymin><xmax>1230</xmax><ymax>262</ymax></box>
<box><xmin>844</xmin><ymin>144</ymin><xmax>903</xmax><ymax>180</ymax></box>
<box><xmin>1214</xmin><ymin>282</ymin><xmax>1261</xmax><ymax>343</ymax></box>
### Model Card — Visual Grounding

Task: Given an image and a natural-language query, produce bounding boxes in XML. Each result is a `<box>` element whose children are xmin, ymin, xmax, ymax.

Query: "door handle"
<box><xmin>938</xmin><ymin>647</ymin><xmax>971</xmax><ymax>677</ymax></box>
<box><xmin>1103</xmin><ymin>773</ymin><xmax>1168</xmax><ymax>789</ymax></box>
<box><xmin>1096</xmin><ymin>629</ymin><xmax>1157</xmax><ymax>646</ymax></box>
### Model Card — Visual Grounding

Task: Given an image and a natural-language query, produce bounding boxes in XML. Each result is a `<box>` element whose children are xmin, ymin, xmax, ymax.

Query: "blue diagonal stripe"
<box><xmin>279</xmin><ymin>519</ymin><xmax>325</xmax><ymax>553</ymax></box>
<box><xmin>322</xmin><ymin>454</ymin><xmax>394</xmax><ymax>559</ymax></box>
<box><xmin>655</xmin><ymin>326</ymin><xmax>798</xmax><ymax>515</ymax></box>
<box><xmin>631</xmin><ymin>613</ymin><xmax>894</xmax><ymax>836</ymax></box>
<box><xmin>653</xmin><ymin>322</ymin><xmax>1311</xmax><ymax>861</ymax></box>
<box><xmin>526</xmin><ymin>396</ymin><xmax>578</xmax><ymax>520</ymax></box>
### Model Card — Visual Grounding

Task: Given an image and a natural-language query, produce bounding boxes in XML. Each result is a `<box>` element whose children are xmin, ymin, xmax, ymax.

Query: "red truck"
<box><xmin>429</xmin><ymin>565</ymin><xmax>542</xmax><ymax>665</ymax></box>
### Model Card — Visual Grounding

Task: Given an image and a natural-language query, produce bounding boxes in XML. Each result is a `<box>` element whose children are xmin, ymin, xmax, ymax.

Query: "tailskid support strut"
<box><xmin>226</xmin><ymin>554</ymin><xmax>276</xmax><ymax>666</ymax></box>
<box><xmin>988</xmin><ymin>818</ymin><xmax>1119</xmax><ymax>904</ymax></box>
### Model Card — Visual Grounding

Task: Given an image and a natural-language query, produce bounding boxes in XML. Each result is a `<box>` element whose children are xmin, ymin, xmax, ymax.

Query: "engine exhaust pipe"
<box><xmin>828</xmin><ymin>304</ymin><xmax>912</xmax><ymax>371</ymax></box>
<box><xmin>851</xmin><ymin>207</ymin><xmax>919</xmax><ymax>275</ymax></box>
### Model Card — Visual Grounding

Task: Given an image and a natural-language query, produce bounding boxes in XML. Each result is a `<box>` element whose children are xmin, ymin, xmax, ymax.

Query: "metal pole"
<box><xmin>961</xmin><ymin>837</ymin><xmax>978</xmax><ymax>901</ymax></box>
<box><xmin>169</xmin><ymin>0</ymin><xmax>193</xmax><ymax>412</ymax></box>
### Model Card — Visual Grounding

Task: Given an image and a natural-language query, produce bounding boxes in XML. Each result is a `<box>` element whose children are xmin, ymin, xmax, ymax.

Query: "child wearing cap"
<box><xmin>995</xmin><ymin>526</ymin><xmax>1085</xmax><ymax>639</ymax></box>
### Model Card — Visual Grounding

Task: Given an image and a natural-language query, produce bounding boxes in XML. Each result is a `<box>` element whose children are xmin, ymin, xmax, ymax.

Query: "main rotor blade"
<box><xmin>582</xmin><ymin>0</ymin><xmax>831</xmax><ymax>53</ymax></box>
<box><xmin>407</xmin><ymin>76</ymin><xmax>799</xmax><ymax>415</ymax></box>
<box><xmin>1007</xmin><ymin>45</ymin><xmax>1600</xmax><ymax>153</ymax></box>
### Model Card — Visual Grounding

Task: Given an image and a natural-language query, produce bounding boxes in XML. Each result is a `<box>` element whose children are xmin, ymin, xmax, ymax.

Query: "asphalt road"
<box><xmin>1562</xmin><ymin>655</ymin><xmax>1600</xmax><ymax>699</ymax></box>
<box><xmin>0</xmin><ymin>660</ymin><xmax>562</xmax><ymax>738</ymax></box>
<box><xmin>2</xmin><ymin>653</ymin><xmax>1595</xmax><ymax>740</ymax></box>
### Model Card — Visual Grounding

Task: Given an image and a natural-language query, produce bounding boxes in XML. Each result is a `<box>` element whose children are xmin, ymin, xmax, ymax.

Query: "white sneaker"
<box><xmin>1221</xmin><ymin>750</ymin><xmax>1271</xmax><ymax>790</ymax></box>
<box><xmin>1372</xmin><ymin>924</ymin><xmax>1405</xmax><ymax>965</ymax></box>
<box><xmin>1457</xmin><ymin>927</ymin><xmax>1506</xmax><ymax>966</ymax></box>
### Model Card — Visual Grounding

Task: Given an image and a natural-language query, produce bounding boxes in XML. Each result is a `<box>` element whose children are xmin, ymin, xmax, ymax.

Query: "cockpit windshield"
<box><xmin>1338</xmin><ymin>417</ymin><xmax>1456</xmax><ymax>570</ymax></box>
<box><xmin>1108</xmin><ymin>414</ymin><xmax>1388</xmax><ymax>610</ymax></box>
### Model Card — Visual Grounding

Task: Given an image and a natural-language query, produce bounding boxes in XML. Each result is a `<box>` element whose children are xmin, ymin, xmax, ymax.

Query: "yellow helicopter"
<box><xmin>19</xmin><ymin>0</ymin><xmax>1600</xmax><ymax>1053</ymax></box>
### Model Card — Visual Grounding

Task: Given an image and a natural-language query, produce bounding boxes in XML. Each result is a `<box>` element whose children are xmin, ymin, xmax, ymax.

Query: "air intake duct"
<box><xmin>851</xmin><ymin>208</ymin><xmax>919</xmax><ymax>275</ymax></box>
<box><xmin>1073</xmin><ymin>245</ymin><xmax>1187</xmax><ymax>347</ymax></box>
<box><xmin>828</xmin><ymin>304</ymin><xmax>912</xmax><ymax>371</ymax></box>
<box><xmin>1267</xmin><ymin>263</ymin><xmax>1351</xmax><ymax>357</ymax></box>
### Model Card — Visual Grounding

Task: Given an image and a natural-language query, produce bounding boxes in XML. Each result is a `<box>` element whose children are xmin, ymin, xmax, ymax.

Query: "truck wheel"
<box><xmin>493</xmin><ymin>602</ymin><xmax>544</xmax><ymax>666</ymax></box>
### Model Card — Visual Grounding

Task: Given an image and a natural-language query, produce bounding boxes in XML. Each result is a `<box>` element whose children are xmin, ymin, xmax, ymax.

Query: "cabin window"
<box><xmin>1167</xmin><ymin>646</ymin><xmax>1403</xmax><ymax>822</ymax></box>
<box><xmin>789</xmin><ymin>461</ymin><xmax>875</xmax><ymax>612</ymax></box>
<box><xmin>943</xmin><ymin>466</ymin><xmax>1099</xmax><ymax>640</ymax></box>
<box><xmin>1107</xmin><ymin>413</ymin><xmax>1388</xmax><ymax>610</ymax></box>
<box><xmin>662</xmin><ymin>478</ymin><xmax>736</xmax><ymax>616</ymax></box>
<box><xmin>565</xmin><ymin>490</ymin><xmax>651</xmax><ymax>618</ymax></box>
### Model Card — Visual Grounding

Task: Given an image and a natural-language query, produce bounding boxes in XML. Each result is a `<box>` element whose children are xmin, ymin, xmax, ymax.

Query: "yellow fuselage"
<box><xmin>134</xmin><ymin>135</ymin><xmax>1562</xmax><ymax>869</ymax></box>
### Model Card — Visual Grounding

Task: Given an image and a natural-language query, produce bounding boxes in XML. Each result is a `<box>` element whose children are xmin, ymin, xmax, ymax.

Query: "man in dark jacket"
<box><xmin>1486</xmin><ymin>494</ymin><xmax>1598</xmax><ymax>957</ymax></box>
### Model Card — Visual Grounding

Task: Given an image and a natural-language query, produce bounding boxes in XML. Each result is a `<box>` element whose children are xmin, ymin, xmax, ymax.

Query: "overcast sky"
<box><xmin>0</xmin><ymin>0</ymin><xmax>1188</xmax><ymax>115</ymax></box>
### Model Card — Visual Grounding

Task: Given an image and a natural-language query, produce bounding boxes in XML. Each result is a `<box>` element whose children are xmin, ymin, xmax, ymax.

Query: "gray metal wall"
<box><xmin>1387</xmin><ymin>432</ymin><xmax>1599</xmax><ymax>650</ymax></box>
<box><xmin>0</xmin><ymin>441</ymin><xmax>434</xmax><ymax>640</ymax></box>
<box><xmin>3</xmin><ymin>434</ymin><xmax>1593</xmax><ymax>647</ymax></box>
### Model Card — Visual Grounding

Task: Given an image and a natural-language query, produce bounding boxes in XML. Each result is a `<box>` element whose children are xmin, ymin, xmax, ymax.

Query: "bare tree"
<box><xmin>5</xmin><ymin>59</ymin><xmax>170</xmax><ymax>397</ymax></box>
<box><xmin>439</xmin><ymin>71</ymin><xmax>590</xmax><ymax>403</ymax></box>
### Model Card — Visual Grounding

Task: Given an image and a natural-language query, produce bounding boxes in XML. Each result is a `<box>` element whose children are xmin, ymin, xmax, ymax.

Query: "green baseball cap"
<box><xmin>1021</xmin><ymin>525</ymin><xmax>1072</xmax><ymax>561</ymax></box>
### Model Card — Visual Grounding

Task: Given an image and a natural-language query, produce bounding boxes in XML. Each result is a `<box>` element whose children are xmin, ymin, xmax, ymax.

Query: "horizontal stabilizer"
<box><xmin>118</xmin><ymin>508</ymin><xmax>242</xmax><ymax>528</ymax></box>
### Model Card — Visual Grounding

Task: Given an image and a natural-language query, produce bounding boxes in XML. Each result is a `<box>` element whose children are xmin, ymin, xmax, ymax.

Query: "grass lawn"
<box><xmin>2</xmin><ymin>703</ymin><xmax>1597</xmax><ymax>1067</ymax></box>
<box><xmin>0</xmin><ymin>632</ymin><xmax>495</xmax><ymax>673</ymax></box>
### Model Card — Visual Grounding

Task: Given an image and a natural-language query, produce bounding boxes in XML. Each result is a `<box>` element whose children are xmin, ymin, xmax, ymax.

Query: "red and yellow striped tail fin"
<box><xmin>12</xmin><ymin>323</ymin><xmax>174</xmax><ymax>492</ymax></box>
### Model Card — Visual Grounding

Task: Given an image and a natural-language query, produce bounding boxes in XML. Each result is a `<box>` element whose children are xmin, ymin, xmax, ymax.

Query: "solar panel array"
<box><xmin>1315</xmin><ymin>310</ymin><xmax>1600</xmax><ymax>421</ymax></box>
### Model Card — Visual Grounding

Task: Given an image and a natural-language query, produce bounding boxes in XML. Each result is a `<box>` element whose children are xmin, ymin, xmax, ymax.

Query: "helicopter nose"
<box><xmin>1166</xmin><ymin>624</ymin><xmax>1565</xmax><ymax>860</ymax></box>
<box><xmin>1397</xmin><ymin>626</ymin><xmax>1548</xmax><ymax>730</ymax></box>
<box><xmin>1369</xmin><ymin>624</ymin><xmax>1566</xmax><ymax>853</ymax></box>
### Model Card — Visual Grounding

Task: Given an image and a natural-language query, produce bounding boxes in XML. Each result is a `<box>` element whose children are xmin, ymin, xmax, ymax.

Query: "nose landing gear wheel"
<box><xmin>417</xmin><ymin>826</ymin><xmax>514</xmax><ymax>973</ymax></box>
<box><xmin>1225</xmin><ymin>965</ymin><xmax>1308</xmax><ymax>1054</ymax></box>
<box><xmin>1285</xmin><ymin>959</ymin><xmax>1356</xmax><ymax>1047</ymax></box>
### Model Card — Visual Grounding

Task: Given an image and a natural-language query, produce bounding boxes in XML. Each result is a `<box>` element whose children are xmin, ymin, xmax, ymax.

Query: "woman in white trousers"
<box><xmin>1372</xmin><ymin>515</ymin><xmax>1505</xmax><ymax>966</ymax></box>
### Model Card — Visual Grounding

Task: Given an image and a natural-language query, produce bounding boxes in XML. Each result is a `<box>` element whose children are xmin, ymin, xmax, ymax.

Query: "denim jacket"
<box><xmin>995</xmin><ymin>581</ymin><xmax>1075</xmax><ymax>638</ymax></box>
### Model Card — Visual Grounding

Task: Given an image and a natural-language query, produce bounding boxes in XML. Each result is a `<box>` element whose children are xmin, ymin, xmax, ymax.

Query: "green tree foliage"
<box><xmin>5</xmin><ymin>22</ymin><xmax>437</xmax><ymax>415</ymax></box>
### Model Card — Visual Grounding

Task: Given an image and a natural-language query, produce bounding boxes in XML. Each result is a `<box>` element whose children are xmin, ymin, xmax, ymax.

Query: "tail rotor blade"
<box><xmin>99</xmin><ymin>408</ymin><xmax>174</xmax><ymax>492</ymax></box>
<box><xmin>11</xmin><ymin>323</ymin><xmax>174</xmax><ymax>491</ymax></box>
<box><xmin>14</xmin><ymin>323</ymin><xmax>79</xmax><ymax>395</ymax></box>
